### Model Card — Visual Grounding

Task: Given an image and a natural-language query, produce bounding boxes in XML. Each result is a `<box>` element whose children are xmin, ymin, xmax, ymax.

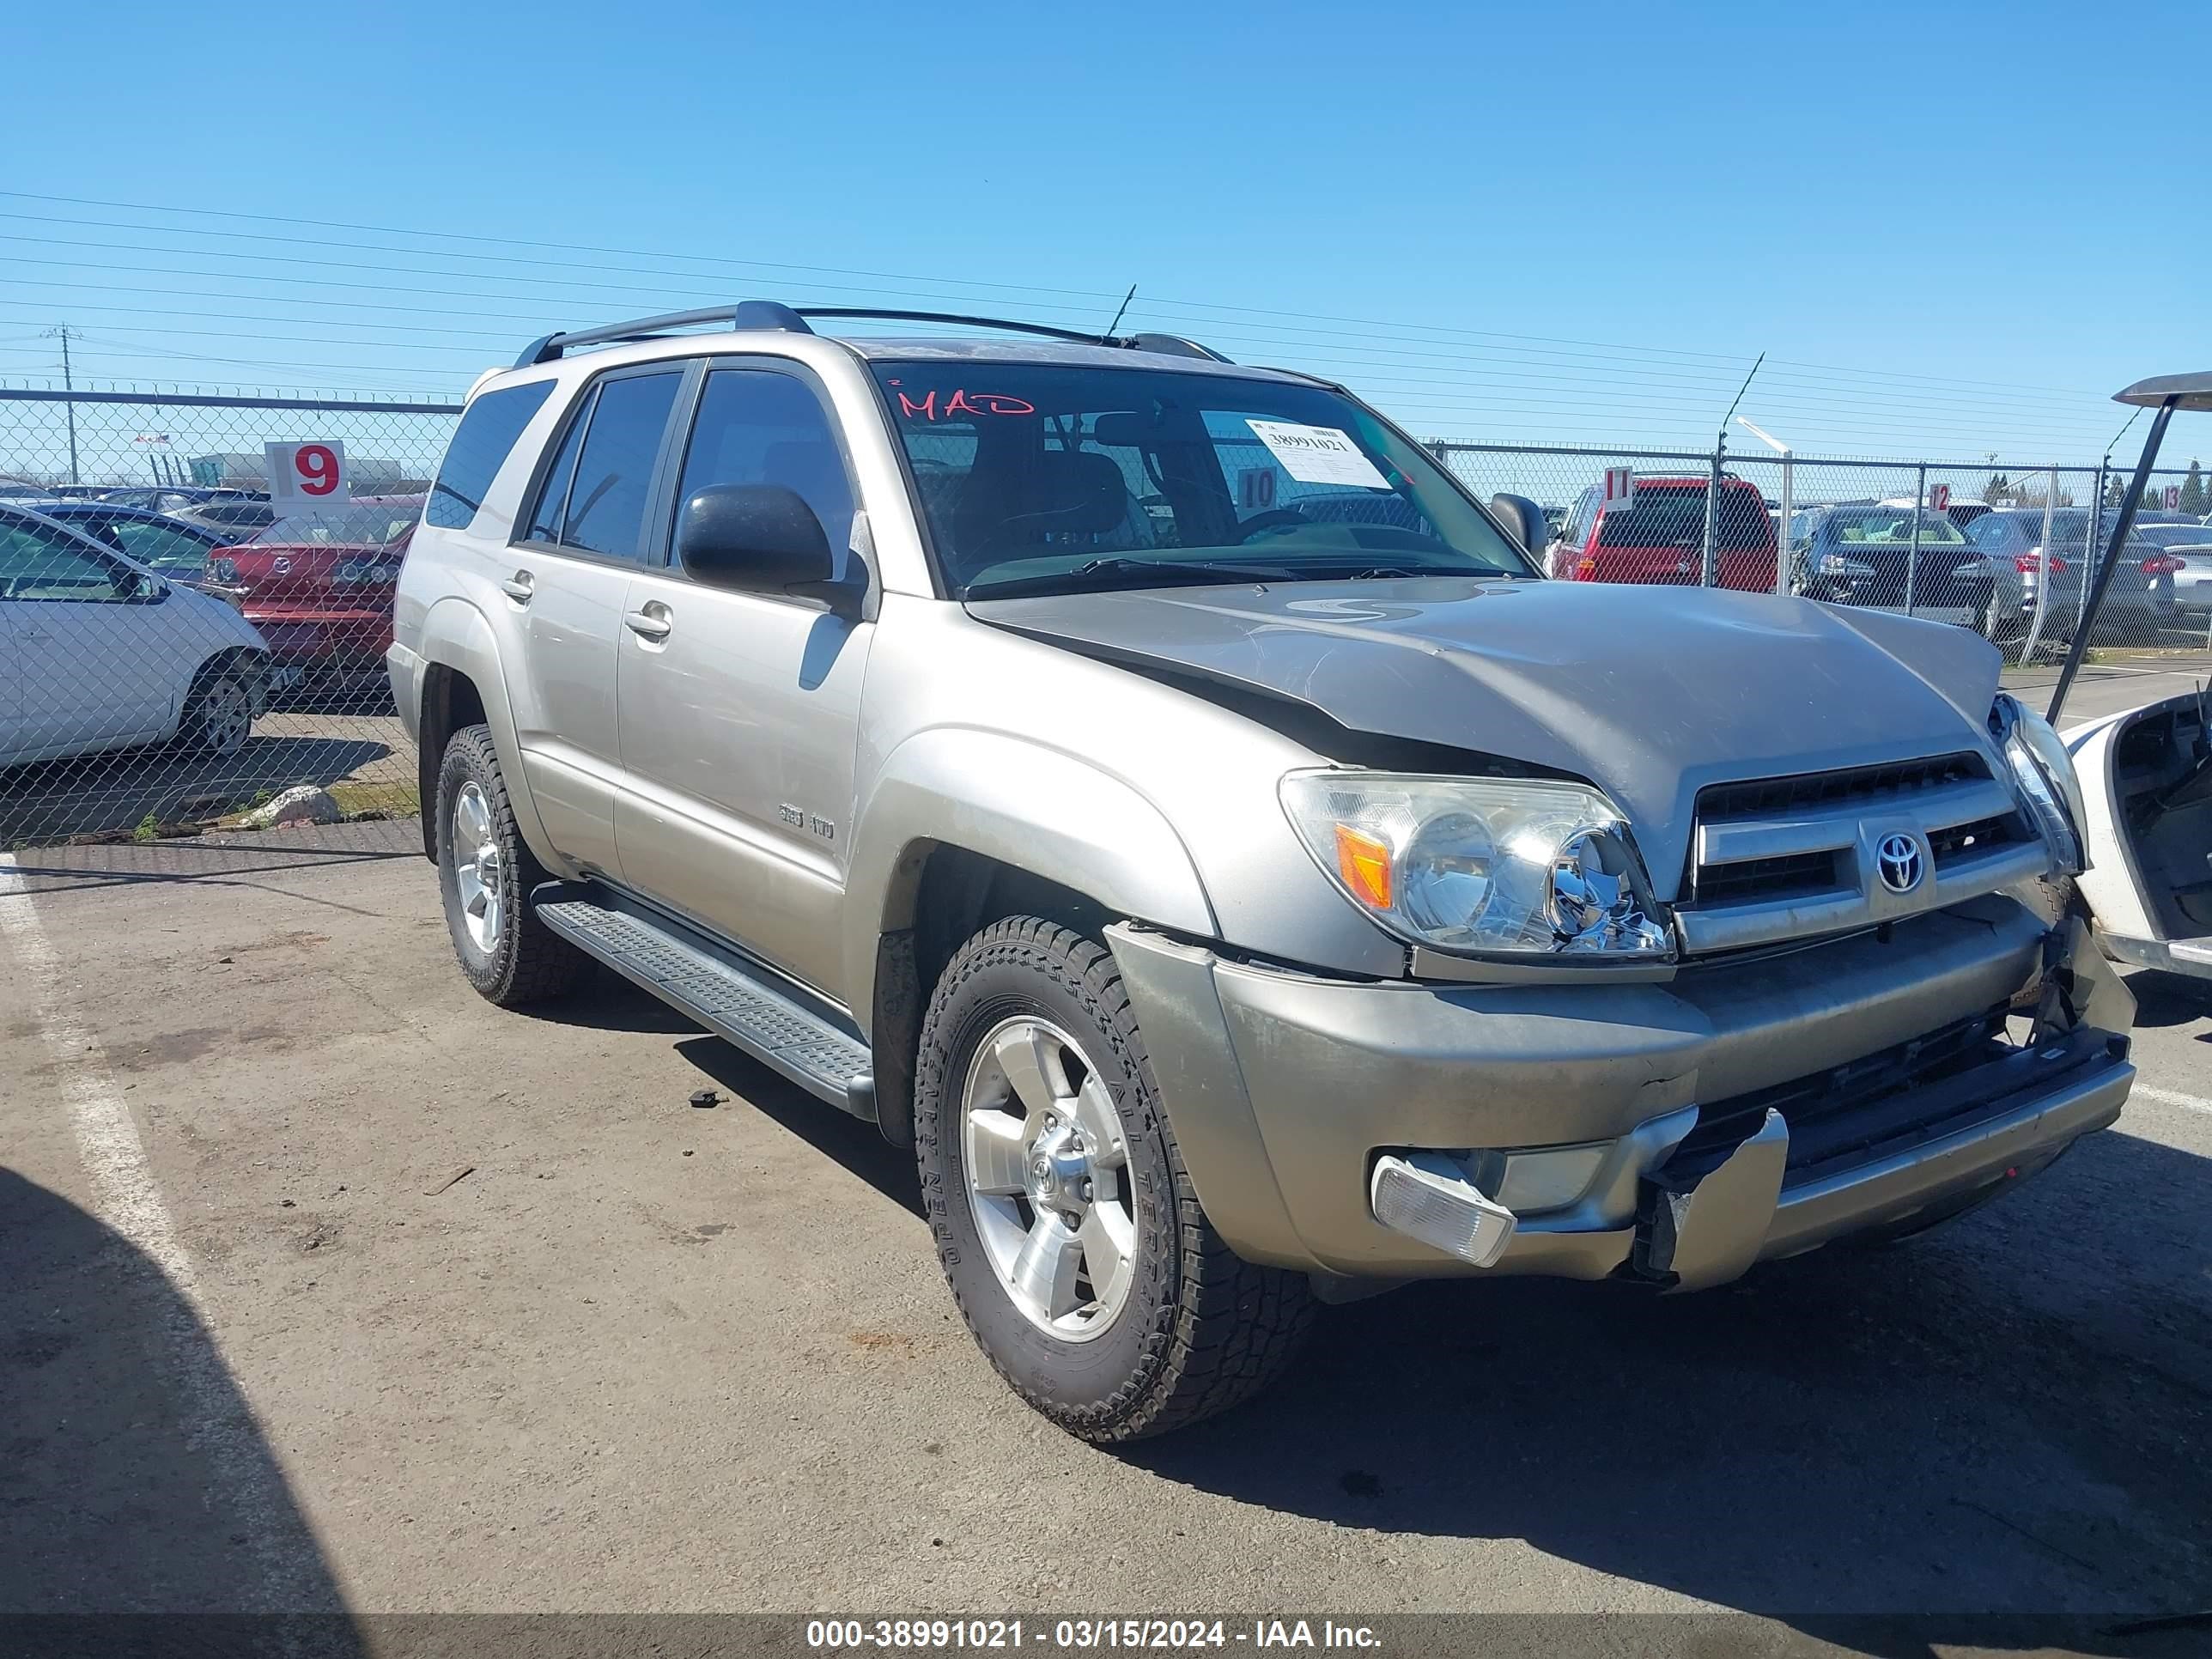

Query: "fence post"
<box><xmin>1776</xmin><ymin>447</ymin><xmax>1793</xmax><ymax>596</ymax></box>
<box><xmin>1700</xmin><ymin>441</ymin><xmax>1723</xmax><ymax>586</ymax></box>
<box><xmin>1905</xmin><ymin>464</ymin><xmax>1926</xmax><ymax>617</ymax></box>
<box><xmin>2086</xmin><ymin>461</ymin><xmax>2109</xmax><ymax>643</ymax></box>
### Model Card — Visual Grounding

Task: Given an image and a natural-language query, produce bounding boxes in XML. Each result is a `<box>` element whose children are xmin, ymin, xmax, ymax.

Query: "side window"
<box><xmin>1565</xmin><ymin>489</ymin><xmax>1600</xmax><ymax>548</ymax></box>
<box><xmin>560</xmin><ymin>371</ymin><xmax>684</xmax><ymax>561</ymax></box>
<box><xmin>428</xmin><ymin>380</ymin><xmax>556</xmax><ymax>530</ymax></box>
<box><xmin>674</xmin><ymin>368</ymin><xmax>858</xmax><ymax>580</ymax></box>
<box><xmin>525</xmin><ymin>388</ymin><xmax>593</xmax><ymax>544</ymax></box>
<box><xmin>0</xmin><ymin>520</ymin><xmax>136</xmax><ymax>603</ymax></box>
<box><xmin>1966</xmin><ymin>515</ymin><xmax>2008</xmax><ymax>550</ymax></box>
<box><xmin>105</xmin><ymin>519</ymin><xmax>212</xmax><ymax>571</ymax></box>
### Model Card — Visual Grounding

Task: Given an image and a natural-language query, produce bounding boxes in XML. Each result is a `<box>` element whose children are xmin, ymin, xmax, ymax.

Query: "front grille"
<box><xmin>1692</xmin><ymin>849</ymin><xmax>1839</xmax><ymax>906</ymax></box>
<box><xmin>1927</xmin><ymin>814</ymin><xmax>2023</xmax><ymax>864</ymax></box>
<box><xmin>1676</xmin><ymin>748</ymin><xmax>2047</xmax><ymax>953</ymax></box>
<box><xmin>1695</xmin><ymin>751</ymin><xmax>1986</xmax><ymax>822</ymax></box>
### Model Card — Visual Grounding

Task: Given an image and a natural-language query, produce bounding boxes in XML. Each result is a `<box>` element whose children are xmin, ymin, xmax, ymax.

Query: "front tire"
<box><xmin>434</xmin><ymin>724</ymin><xmax>592</xmax><ymax>1006</ymax></box>
<box><xmin>915</xmin><ymin>917</ymin><xmax>1314</xmax><ymax>1441</ymax></box>
<box><xmin>179</xmin><ymin>665</ymin><xmax>254</xmax><ymax>757</ymax></box>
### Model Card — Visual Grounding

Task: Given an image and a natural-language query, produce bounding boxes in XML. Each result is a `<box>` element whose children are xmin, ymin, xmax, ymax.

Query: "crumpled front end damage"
<box><xmin>1107</xmin><ymin>897</ymin><xmax>2134</xmax><ymax>1292</ymax></box>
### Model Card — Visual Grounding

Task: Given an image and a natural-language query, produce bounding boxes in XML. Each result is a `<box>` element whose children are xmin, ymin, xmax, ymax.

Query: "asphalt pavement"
<box><xmin>1</xmin><ymin>829</ymin><xmax>2207</xmax><ymax>1657</ymax></box>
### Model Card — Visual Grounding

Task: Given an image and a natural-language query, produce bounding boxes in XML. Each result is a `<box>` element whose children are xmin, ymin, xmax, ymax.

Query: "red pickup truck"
<box><xmin>1550</xmin><ymin>475</ymin><xmax>1778</xmax><ymax>592</ymax></box>
<box><xmin>210</xmin><ymin>495</ymin><xmax>423</xmax><ymax>699</ymax></box>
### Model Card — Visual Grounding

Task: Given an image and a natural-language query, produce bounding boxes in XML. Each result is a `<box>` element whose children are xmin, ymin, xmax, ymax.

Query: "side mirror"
<box><xmin>1488</xmin><ymin>492</ymin><xmax>1548</xmax><ymax>556</ymax></box>
<box><xmin>675</xmin><ymin>483</ymin><xmax>855</xmax><ymax>611</ymax></box>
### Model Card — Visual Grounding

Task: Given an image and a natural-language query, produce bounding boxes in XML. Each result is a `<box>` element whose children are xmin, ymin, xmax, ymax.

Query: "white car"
<box><xmin>0</xmin><ymin>503</ymin><xmax>270</xmax><ymax>768</ymax></box>
<box><xmin>2067</xmin><ymin>690</ymin><xmax>2211</xmax><ymax>978</ymax></box>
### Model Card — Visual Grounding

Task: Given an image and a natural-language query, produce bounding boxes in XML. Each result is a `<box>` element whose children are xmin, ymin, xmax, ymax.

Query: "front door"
<box><xmin>502</xmin><ymin>364</ymin><xmax>688</xmax><ymax>878</ymax></box>
<box><xmin>614</xmin><ymin>362</ymin><xmax>874</xmax><ymax>1001</ymax></box>
<box><xmin>0</xmin><ymin>515</ymin><xmax>185</xmax><ymax>757</ymax></box>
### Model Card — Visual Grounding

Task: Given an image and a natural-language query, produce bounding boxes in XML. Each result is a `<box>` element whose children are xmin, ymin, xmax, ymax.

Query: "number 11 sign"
<box><xmin>264</xmin><ymin>441</ymin><xmax>350</xmax><ymax>508</ymax></box>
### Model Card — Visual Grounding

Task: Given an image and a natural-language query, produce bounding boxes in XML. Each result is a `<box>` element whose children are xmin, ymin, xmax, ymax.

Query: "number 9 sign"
<box><xmin>264</xmin><ymin>440</ymin><xmax>351</xmax><ymax>507</ymax></box>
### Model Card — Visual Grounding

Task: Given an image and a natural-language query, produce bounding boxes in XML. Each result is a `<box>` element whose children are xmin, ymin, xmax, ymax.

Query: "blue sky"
<box><xmin>5</xmin><ymin>0</ymin><xmax>2209</xmax><ymax>463</ymax></box>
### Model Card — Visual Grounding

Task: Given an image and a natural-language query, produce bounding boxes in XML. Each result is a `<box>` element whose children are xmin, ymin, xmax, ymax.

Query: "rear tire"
<box><xmin>915</xmin><ymin>916</ymin><xmax>1315</xmax><ymax>1442</ymax></box>
<box><xmin>434</xmin><ymin>724</ymin><xmax>592</xmax><ymax>1006</ymax></box>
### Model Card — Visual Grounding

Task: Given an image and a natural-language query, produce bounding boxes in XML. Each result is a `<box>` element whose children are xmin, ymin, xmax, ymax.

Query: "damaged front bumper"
<box><xmin>1106</xmin><ymin>897</ymin><xmax>2135</xmax><ymax>1290</ymax></box>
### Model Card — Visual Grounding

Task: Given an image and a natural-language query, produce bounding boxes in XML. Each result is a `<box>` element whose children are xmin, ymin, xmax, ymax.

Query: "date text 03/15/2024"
<box><xmin>805</xmin><ymin>1620</ymin><xmax>1383</xmax><ymax>1650</ymax></box>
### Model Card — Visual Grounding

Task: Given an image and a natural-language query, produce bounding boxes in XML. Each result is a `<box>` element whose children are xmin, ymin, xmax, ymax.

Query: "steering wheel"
<box><xmin>1233</xmin><ymin>508</ymin><xmax>1312</xmax><ymax>543</ymax></box>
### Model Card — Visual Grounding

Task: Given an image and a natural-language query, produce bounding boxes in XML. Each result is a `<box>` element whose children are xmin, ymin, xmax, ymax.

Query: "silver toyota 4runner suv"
<box><xmin>392</xmin><ymin>301</ymin><xmax>2136</xmax><ymax>1441</ymax></box>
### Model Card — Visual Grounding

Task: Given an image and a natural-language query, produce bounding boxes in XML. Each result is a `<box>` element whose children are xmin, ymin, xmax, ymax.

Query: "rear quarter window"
<box><xmin>428</xmin><ymin>380</ymin><xmax>557</xmax><ymax>530</ymax></box>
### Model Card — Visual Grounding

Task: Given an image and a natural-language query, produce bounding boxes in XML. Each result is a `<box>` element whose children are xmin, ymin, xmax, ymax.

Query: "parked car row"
<box><xmin>1539</xmin><ymin>476</ymin><xmax>2191</xmax><ymax>655</ymax></box>
<box><xmin>0</xmin><ymin>490</ymin><xmax>425</xmax><ymax>773</ymax></box>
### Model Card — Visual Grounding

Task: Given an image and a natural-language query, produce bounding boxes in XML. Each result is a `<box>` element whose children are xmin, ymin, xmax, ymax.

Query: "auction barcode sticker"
<box><xmin>1244</xmin><ymin>420</ymin><xmax>1390</xmax><ymax>489</ymax></box>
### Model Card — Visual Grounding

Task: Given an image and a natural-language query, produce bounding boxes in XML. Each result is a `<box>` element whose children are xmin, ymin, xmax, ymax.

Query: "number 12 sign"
<box><xmin>264</xmin><ymin>441</ymin><xmax>350</xmax><ymax>508</ymax></box>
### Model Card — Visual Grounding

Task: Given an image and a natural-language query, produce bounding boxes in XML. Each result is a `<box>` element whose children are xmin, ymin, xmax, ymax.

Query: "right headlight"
<box><xmin>1991</xmin><ymin>694</ymin><xmax>2087</xmax><ymax>875</ymax></box>
<box><xmin>1279</xmin><ymin>770</ymin><xmax>1672</xmax><ymax>959</ymax></box>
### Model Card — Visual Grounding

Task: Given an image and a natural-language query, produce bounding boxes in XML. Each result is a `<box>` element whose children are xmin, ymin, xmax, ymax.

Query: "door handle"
<box><xmin>500</xmin><ymin>571</ymin><xmax>535</xmax><ymax>604</ymax></box>
<box><xmin>623</xmin><ymin>605</ymin><xmax>672</xmax><ymax>641</ymax></box>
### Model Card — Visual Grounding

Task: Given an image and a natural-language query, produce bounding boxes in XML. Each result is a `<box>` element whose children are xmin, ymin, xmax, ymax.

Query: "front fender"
<box><xmin>843</xmin><ymin>727</ymin><xmax>1218</xmax><ymax>1023</ymax></box>
<box><xmin>415</xmin><ymin>596</ymin><xmax>557</xmax><ymax>870</ymax></box>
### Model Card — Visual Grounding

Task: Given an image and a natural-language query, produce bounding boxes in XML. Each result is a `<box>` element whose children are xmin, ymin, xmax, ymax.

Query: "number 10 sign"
<box><xmin>264</xmin><ymin>441</ymin><xmax>350</xmax><ymax>508</ymax></box>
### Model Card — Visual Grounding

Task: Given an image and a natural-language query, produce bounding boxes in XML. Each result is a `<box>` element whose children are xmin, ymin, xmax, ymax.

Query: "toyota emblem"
<box><xmin>1876</xmin><ymin>832</ymin><xmax>1924</xmax><ymax>894</ymax></box>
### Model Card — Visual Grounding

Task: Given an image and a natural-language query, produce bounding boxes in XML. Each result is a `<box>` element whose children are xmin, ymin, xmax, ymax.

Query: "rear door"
<box><xmin>613</xmin><ymin>360</ymin><xmax>874</xmax><ymax>997</ymax></box>
<box><xmin>502</xmin><ymin>362</ymin><xmax>689</xmax><ymax>879</ymax></box>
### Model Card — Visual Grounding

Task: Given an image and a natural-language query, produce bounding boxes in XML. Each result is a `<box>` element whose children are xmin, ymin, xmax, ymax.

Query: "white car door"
<box><xmin>0</xmin><ymin>611</ymin><xmax>19</xmax><ymax>765</ymax></box>
<box><xmin>0</xmin><ymin>514</ymin><xmax>191</xmax><ymax>759</ymax></box>
<box><xmin>2069</xmin><ymin>691</ymin><xmax>2212</xmax><ymax>976</ymax></box>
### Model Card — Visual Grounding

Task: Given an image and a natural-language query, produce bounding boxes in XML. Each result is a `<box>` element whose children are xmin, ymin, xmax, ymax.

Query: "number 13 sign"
<box><xmin>264</xmin><ymin>441</ymin><xmax>350</xmax><ymax>508</ymax></box>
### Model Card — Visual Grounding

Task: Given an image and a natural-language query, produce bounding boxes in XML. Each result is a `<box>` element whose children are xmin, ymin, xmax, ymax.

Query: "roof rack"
<box><xmin>514</xmin><ymin>302</ymin><xmax>1231</xmax><ymax>368</ymax></box>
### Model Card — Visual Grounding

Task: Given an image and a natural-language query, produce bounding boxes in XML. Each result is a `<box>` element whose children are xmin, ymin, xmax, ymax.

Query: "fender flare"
<box><xmin>414</xmin><ymin>596</ymin><xmax>558</xmax><ymax>868</ymax></box>
<box><xmin>842</xmin><ymin>727</ymin><xmax>1218</xmax><ymax>1022</ymax></box>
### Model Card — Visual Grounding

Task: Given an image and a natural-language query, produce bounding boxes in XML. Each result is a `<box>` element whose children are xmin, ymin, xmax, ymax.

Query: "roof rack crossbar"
<box><xmin>518</xmin><ymin>302</ymin><xmax>815</xmax><ymax>367</ymax></box>
<box><xmin>514</xmin><ymin>301</ymin><xmax>1230</xmax><ymax>368</ymax></box>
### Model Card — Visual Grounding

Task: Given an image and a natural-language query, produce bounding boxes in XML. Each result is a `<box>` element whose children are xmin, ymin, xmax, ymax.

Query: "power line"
<box><xmin>0</xmin><ymin>193</ymin><xmax>2120</xmax><ymax>401</ymax></box>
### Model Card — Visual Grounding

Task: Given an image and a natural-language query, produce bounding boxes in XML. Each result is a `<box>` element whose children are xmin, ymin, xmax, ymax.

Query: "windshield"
<box><xmin>867</xmin><ymin>362</ymin><xmax>1531</xmax><ymax>597</ymax></box>
<box><xmin>1595</xmin><ymin>483</ymin><xmax>1771</xmax><ymax>551</ymax></box>
<box><xmin>250</xmin><ymin>502</ymin><xmax>421</xmax><ymax>546</ymax></box>
<box><xmin>1823</xmin><ymin>507</ymin><xmax>1966</xmax><ymax>545</ymax></box>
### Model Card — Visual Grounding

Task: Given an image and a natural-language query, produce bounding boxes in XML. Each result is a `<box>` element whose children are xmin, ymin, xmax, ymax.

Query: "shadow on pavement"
<box><xmin>2124</xmin><ymin>968</ymin><xmax>2212</xmax><ymax>1031</ymax></box>
<box><xmin>1121</xmin><ymin>1127</ymin><xmax>2212</xmax><ymax>1656</ymax></box>
<box><xmin>1</xmin><ymin>732</ymin><xmax>392</xmax><ymax>845</ymax></box>
<box><xmin>0</xmin><ymin>1166</ymin><xmax>361</xmax><ymax>1656</ymax></box>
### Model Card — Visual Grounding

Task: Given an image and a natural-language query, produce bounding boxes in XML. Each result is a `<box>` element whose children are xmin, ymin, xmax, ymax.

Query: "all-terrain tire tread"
<box><xmin>439</xmin><ymin>724</ymin><xmax>592</xmax><ymax>1006</ymax></box>
<box><xmin>915</xmin><ymin>916</ymin><xmax>1315</xmax><ymax>1442</ymax></box>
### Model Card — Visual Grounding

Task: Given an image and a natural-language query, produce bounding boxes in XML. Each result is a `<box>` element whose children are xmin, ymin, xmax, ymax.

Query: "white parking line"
<box><xmin>2134</xmin><ymin>1083</ymin><xmax>2212</xmax><ymax>1117</ymax></box>
<box><xmin>0</xmin><ymin>854</ymin><xmax>313</xmax><ymax>1616</ymax></box>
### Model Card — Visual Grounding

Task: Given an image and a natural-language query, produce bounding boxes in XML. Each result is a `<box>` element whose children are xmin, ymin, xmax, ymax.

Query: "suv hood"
<box><xmin>969</xmin><ymin>577</ymin><xmax>2005</xmax><ymax>901</ymax></box>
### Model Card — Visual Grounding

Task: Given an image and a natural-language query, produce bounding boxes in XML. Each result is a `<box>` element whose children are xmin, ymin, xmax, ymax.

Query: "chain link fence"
<box><xmin>3</xmin><ymin>385</ymin><xmax>2207</xmax><ymax>850</ymax></box>
<box><xmin>1</xmin><ymin>386</ymin><xmax>459</xmax><ymax>851</ymax></box>
<box><xmin>1431</xmin><ymin>441</ymin><xmax>2212</xmax><ymax>665</ymax></box>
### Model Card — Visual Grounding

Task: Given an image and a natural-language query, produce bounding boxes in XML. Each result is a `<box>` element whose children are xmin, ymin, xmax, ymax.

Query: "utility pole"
<box><xmin>42</xmin><ymin>325</ymin><xmax>80</xmax><ymax>485</ymax></box>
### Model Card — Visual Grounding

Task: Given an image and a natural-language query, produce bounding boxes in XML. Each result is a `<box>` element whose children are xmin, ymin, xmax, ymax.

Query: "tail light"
<box><xmin>2014</xmin><ymin>552</ymin><xmax>2067</xmax><ymax>574</ymax></box>
<box><xmin>2141</xmin><ymin>555</ymin><xmax>2185</xmax><ymax>577</ymax></box>
<box><xmin>1574</xmin><ymin>557</ymin><xmax>1598</xmax><ymax>580</ymax></box>
<box><xmin>209</xmin><ymin>556</ymin><xmax>239</xmax><ymax>583</ymax></box>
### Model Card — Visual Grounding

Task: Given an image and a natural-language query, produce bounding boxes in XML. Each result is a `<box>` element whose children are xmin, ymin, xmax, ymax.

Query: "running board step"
<box><xmin>533</xmin><ymin>883</ymin><xmax>875</xmax><ymax>1119</ymax></box>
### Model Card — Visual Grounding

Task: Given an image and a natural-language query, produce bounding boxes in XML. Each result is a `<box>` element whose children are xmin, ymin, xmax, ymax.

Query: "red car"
<box><xmin>211</xmin><ymin>495</ymin><xmax>423</xmax><ymax>697</ymax></box>
<box><xmin>1549</xmin><ymin>475</ymin><xmax>1778</xmax><ymax>592</ymax></box>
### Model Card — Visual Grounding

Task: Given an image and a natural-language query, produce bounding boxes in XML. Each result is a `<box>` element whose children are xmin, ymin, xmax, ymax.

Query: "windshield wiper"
<box><xmin>963</xmin><ymin>556</ymin><xmax>1292</xmax><ymax>599</ymax></box>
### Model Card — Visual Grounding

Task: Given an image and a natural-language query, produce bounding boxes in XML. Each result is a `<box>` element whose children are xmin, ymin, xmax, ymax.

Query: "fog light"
<box><xmin>1370</xmin><ymin>1153</ymin><xmax>1516</xmax><ymax>1267</ymax></box>
<box><xmin>1490</xmin><ymin>1144</ymin><xmax>1608</xmax><ymax>1213</ymax></box>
